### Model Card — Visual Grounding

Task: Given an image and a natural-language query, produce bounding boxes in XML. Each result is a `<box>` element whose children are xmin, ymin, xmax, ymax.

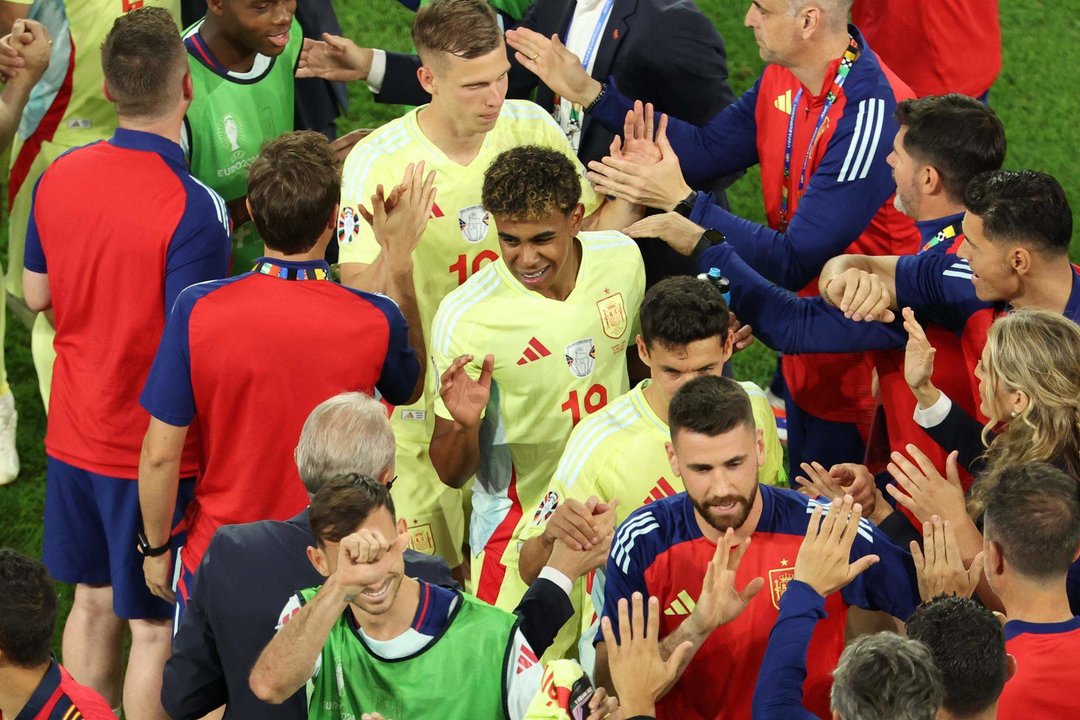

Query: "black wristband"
<box><xmin>674</xmin><ymin>190</ymin><xmax>698</xmax><ymax>218</ymax></box>
<box><xmin>691</xmin><ymin>228</ymin><xmax>725</xmax><ymax>262</ymax></box>
<box><xmin>137</xmin><ymin>529</ymin><xmax>171</xmax><ymax>558</ymax></box>
<box><xmin>583</xmin><ymin>82</ymin><xmax>607</xmax><ymax>113</ymax></box>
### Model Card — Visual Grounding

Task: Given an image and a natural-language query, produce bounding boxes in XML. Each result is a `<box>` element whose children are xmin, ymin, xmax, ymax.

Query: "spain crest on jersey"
<box><xmin>596</xmin><ymin>293</ymin><xmax>627</xmax><ymax>339</ymax></box>
<box><xmin>337</xmin><ymin>207</ymin><xmax>360</xmax><ymax>245</ymax></box>
<box><xmin>769</xmin><ymin>565</ymin><xmax>796</xmax><ymax>609</ymax></box>
<box><xmin>565</xmin><ymin>339</ymin><xmax>596</xmax><ymax>378</ymax></box>
<box><xmin>533</xmin><ymin>491</ymin><xmax>560</xmax><ymax>526</ymax></box>
<box><xmin>458</xmin><ymin>204</ymin><xmax>490</xmax><ymax>244</ymax></box>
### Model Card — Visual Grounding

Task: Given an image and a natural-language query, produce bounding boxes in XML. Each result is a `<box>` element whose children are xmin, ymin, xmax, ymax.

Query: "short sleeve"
<box><xmin>516</xmin><ymin>441</ymin><xmax>602</xmax><ymax>543</ymax></box>
<box><xmin>839</xmin><ymin>510</ymin><xmax>921</xmax><ymax>620</ymax></box>
<box><xmin>429</xmin><ymin>293</ymin><xmax>484</xmax><ymax>421</ymax></box>
<box><xmin>363</xmin><ymin>292</ymin><xmax>419</xmax><ymax>406</ymax></box>
<box><xmin>139</xmin><ymin>288</ymin><xmax>200</xmax><ymax>427</ymax></box>
<box><xmin>337</xmin><ymin>142</ymin><xmax>388</xmax><ymax>266</ymax></box>
<box><xmin>598</xmin><ymin>508</ymin><xmax>657</xmax><ymax>645</ymax></box>
<box><xmin>23</xmin><ymin>175</ymin><xmax>47</xmax><ymax>272</ymax></box>
<box><xmin>165</xmin><ymin>181</ymin><xmax>232</xmax><ymax>311</ymax></box>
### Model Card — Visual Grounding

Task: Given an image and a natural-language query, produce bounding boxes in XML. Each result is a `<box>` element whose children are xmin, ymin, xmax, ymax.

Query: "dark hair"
<box><xmin>906</xmin><ymin>595</ymin><xmax>1008</xmax><ymax>716</ymax></box>
<box><xmin>308</xmin><ymin>474</ymin><xmax>396</xmax><ymax>547</ymax></box>
<box><xmin>247</xmin><ymin>131</ymin><xmax>340</xmax><ymax>255</ymax></box>
<box><xmin>0</xmin><ymin>549</ymin><xmax>56</xmax><ymax>668</ymax></box>
<box><xmin>983</xmin><ymin>462</ymin><xmax>1080</xmax><ymax>580</ymax></box>
<box><xmin>964</xmin><ymin>170</ymin><xmax>1072</xmax><ymax>255</ymax></box>
<box><xmin>894</xmin><ymin>94</ymin><xmax>1006</xmax><ymax>203</ymax></box>
<box><xmin>482</xmin><ymin>146</ymin><xmax>581</xmax><ymax>223</ymax></box>
<box><xmin>412</xmin><ymin>0</ymin><xmax>502</xmax><ymax>66</ymax></box>
<box><xmin>639</xmin><ymin>276</ymin><xmax>731</xmax><ymax>350</ymax></box>
<box><xmin>100</xmin><ymin>7</ymin><xmax>185</xmax><ymax>118</ymax></box>
<box><xmin>668</xmin><ymin>376</ymin><xmax>754</xmax><ymax>440</ymax></box>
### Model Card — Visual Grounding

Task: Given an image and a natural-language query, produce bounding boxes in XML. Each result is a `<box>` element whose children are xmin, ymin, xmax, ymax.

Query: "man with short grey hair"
<box><xmin>831</xmin><ymin>633</ymin><xmax>943</xmax><ymax>720</ymax></box>
<box><xmin>161</xmin><ymin>392</ymin><xmax>453</xmax><ymax>720</ymax></box>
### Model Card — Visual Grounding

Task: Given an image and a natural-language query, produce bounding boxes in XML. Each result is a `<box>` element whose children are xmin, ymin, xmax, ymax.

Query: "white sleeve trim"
<box><xmin>367</xmin><ymin>49</ymin><xmax>387</xmax><ymax>94</ymax></box>
<box><xmin>913</xmin><ymin>392</ymin><xmax>953</xmax><ymax>428</ymax></box>
<box><xmin>538</xmin><ymin>567</ymin><xmax>573</xmax><ymax>598</ymax></box>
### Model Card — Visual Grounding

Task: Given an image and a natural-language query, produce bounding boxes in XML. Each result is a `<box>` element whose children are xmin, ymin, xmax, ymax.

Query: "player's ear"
<box><xmin>206</xmin><ymin>0</ymin><xmax>227</xmax><ymax>17</ymax></box>
<box><xmin>922</xmin><ymin>165</ymin><xmax>941</xmax><ymax>196</ymax></box>
<box><xmin>182</xmin><ymin>70</ymin><xmax>194</xmax><ymax>102</ymax></box>
<box><xmin>326</xmin><ymin>203</ymin><xmax>339</xmax><ymax>230</ymax></box>
<box><xmin>755</xmin><ymin>427</ymin><xmax>765</xmax><ymax>466</ymax></box>
<box><xmin>245</xmin><ymin>198</ymin><xmax>256</xmax><ymax>226</ymax></box>
<box><xmin>307</xmin><ymin>545</ymin><xmax>331</xmax><ymax>577</ymax></box>
<box><xmin>665</xmin><ymin>439</ymin><xmax>679</xmax><ymax>477</ymax></box>
<box><xmin>417</xmin><ymin>64</ymin><xmax>436</xmax><ymax>95</ymax></box>
<box><xmin>635</xmin><ymin>335</ymin><xmax>650</xmax><ymax>367</ymax></box>
<box><xmin>102</xmin><ymin>81</ymin><xmax>114</xmax><ymax>104</ymax></box>
<box><xmin>1005</xmin><ymin>653</ymin><xmax>1018</xmax><ymax>681</ymax></box>
<box><xmin>569</xmin><ymin>203</ymin><xmax>585</xmax><ymax>234</ymax></box>
<box><xmin>1010</xmin><ymin>246</ymin><xmax>1032</xmax><ymax>275</ymax></box>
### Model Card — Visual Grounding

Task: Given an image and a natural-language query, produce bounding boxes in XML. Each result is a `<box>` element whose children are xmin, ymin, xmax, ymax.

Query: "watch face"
<box><xmin>703</xmin><ymin>229</ymin><xmax>724</xmax><ymax>245</ymax></box>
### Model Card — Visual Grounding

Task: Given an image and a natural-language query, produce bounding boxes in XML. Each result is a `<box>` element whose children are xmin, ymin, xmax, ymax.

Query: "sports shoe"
<box><xmin>765</xmin><ymin>387</ymin><xmax>788</xmax><ymax>445</ymax></box>
<box><xmin>0</xmin><ymin>392</ymin><xmax>19</xmax><ymax>485</ymax></box>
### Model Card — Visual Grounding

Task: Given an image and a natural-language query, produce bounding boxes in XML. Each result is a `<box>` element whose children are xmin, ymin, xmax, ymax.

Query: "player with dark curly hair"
<box><xmin>428</xmin><ymin>145</ymin><xmax>645</xmax><ymax>627</ymax></box>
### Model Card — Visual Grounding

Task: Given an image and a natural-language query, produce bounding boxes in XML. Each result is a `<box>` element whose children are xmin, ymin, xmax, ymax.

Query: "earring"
<box><xmin>1010</xmin><ymin>411</ymin><xmax>1017</xmax><ymax>418</ymax></box>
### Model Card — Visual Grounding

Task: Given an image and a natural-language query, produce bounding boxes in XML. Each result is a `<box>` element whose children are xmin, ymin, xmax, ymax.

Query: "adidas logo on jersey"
<box><xmin>516</xmin><ymin>644</ymin><xmax>539</xmax><ymax>674</ymax></box>
<box><xmin>664</xmin><ymin>590</ymin><xmax>698</xmax><ymax>617</ymax></box>
<box><xmin>643</xmin><ymin>477</ymin><xmax>678</xmax><ymax>505</ymax></box>
<box><xmin>774</xmin><ymin>89</ymin><xmax>793</xmax><ymax>115</ymax></box>
<box><xmin>517</xmin><ymin>337</ymin><xmax>552</xmax><ymax>365</ymax></box>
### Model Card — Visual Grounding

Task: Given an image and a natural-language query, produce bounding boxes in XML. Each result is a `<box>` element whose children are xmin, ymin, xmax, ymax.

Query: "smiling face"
<box><xmin>497</xmin><ymin>204</ymin><xmax>584</xmax><ymax>300</ymax></box>
<box><xmin>956</xmin><ymin>212</ymin><xmax>1020</xmax><ymax>302</ymax></box>
<box><xmin>216</xmin><ymin>0</ymin><xmax>296</xmax><ymax>57</ymax></box>
<box><xmin>422</xmin><ymin>45</ymin><xmax>510</xmax><ymax>136</ymax></box>
<box><xmin>312</xmin><ymin>507</ymin><xmax>406</xmax><ymax>616</ymax></box>
<box><xmin>667</xmin><ymin>422</ymin><xmax>765</xmax><ymax>535</ymax></box>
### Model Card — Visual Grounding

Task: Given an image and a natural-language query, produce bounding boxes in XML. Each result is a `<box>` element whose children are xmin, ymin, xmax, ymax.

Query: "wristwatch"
<box><xmin>136</xmin><ymin>529</ymin><xmax>171</xmax><ymax>558</ymax></box>
<box><xmin>691</xmin><ymin>228</ymin><xmax>725</xmax><ymax>261</ymax></box>
<box><xmin>673</xmin><ymin>190</ymin><xmax>698</xmax><ymax>218</ymax></box>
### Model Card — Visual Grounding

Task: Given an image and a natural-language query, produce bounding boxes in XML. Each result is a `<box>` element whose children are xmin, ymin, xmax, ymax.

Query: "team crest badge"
<box><xmin>768</xmin><ymin>565</ymin><xmax>796</xmax><ymax>609</ymax></box>
<box><xmin>596</xmin><ymin>293</ymin><xmax>627</xmax><ymax>339</ymax></box>
<box><xmin>337</xmin><ymin>207</ymin><xmax>360</xmax><ymax>244</ymax></box>
<box><xmin>458</xmin><ymin>205</ymin><xmax>490</xmax><ymax>244</ymax></box>
<box><xmin>565</xmin><ymin>339</ymin><xmax>596</xmax><ymax>378</ymax></box>
<box><xmin>409</xmin><ymin>524</ymin><xmax>436</xmax><ymax>555</ymax></box>
<box><xmin>534</xmin><ymin>491</ymin><xmax>560</xmax><ymax>525</ymax></box>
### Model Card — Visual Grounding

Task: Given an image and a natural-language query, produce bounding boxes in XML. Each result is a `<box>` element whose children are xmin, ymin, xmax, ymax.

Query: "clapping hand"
<box><xmin>910</xmin><ymin>515</ymin><xmax>984</xmax><ymax>602</ymax></box>
<box><xmin>902</xmin><ymin>307</ymin><xmax>941</xmax><ymax>407</ymax></box>
<box><xmin>438</xmin><ymin>353</ymin><xmax>494</xmax><ymax>429</ymax></box>
<box><xmin>297</xmin><ymin>33</ymin><xmax>372</xmax><ymax>82</ymax></box>
<box><xmin>504</xmin><ymin>28</ymin><xmax>601</xmax><ymax>107</ymax></box>
<box><xmin>793</xmin><ymin>496</ymin><xmax>880</xmax><ymax>597</ymax></box>
<box><xmin>587</xmin><ymin>112</ymin><xmax>692</xmax><ymax>211</ymax></box>
<box><xmin>885</xmin><ymin>446</ymin><xmax>968</xmax><ymax>525</ymax></box>
<box><xmin>359</xmin><ymin>161</ymin><xmax>436</xmax><ymax>266</ymax></box>
<box><xmin>601</xmin><ymin>593</ymin><xmax>693</xmax><ymax>717</ymax></box>
<box><xmin>684</xmin><ymin>529</ymin><xmax>765</xmax><ymax>637</ymax></box>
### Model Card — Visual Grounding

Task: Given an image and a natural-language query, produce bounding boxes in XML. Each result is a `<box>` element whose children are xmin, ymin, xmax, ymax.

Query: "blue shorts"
<box><xmin>43</xmin><ymin>456</ymin><xmax>194</xmax><ymax>620</ymax></box>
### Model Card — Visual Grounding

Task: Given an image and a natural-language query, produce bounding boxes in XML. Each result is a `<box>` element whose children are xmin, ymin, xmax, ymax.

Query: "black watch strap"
<box><xmin>674</xmin><ymin>190</ymin><xmax>698</xmax><ymax>218</ymax></box>
<box><xmin>137</xmin><ymin>530</ymin><xmax>171</xmax><ymax>557</ymax></box>
<box><xmin>691</xmin><ymin>228</ymin><xmax>725</xmax><ymax>262</ymax></box>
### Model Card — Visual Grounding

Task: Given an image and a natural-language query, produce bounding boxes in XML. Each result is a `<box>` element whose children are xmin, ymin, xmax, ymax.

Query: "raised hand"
<box><xmin>296</xmin><ymin>33</ymin><xmax>373</xmax><ymax>82</ymax></box>
<box><xmin>902</xmin><ymin>307</ymin><xmax>940</xmax><ymax>407</ymax></box>
<box><xmin>685</xmin><ymin>529</ymin><xmax>765</xmax><ymax>636</ymax></box>
<box><xmin>335</xmin><ymin>528</ymin><xmax>411</xmax><ymax>600</ymax></box>
<box><xmin>358</xmin><ymin>161</ymin><xmax>437</xmax><ymax>267</ymax></box>
<box><xmin>821</xmin><ymin>267</ymin><xmax>895</xmax><ymax>322</ymax></box>
<box><xmin>601</xmin><ymin>593</ymin><xmax>693</xmax><ymax>717</ymax></box>
<box><xmin>826</xmin><ymin>462</ymin><xmax>878</xmax><ymax>515</ymax></box>
<box><xmin>608</xmin><ymin>101</ymin><xmax>663</xmax><ymax>166</ymax></box>
<box><xmin>729</xmin><ymin>312</ymin><xmax>756</xmax><ymax>352</ymax></box>
<box><xmin>793</xmin><ymin>496</ymin><xmax>880</xmax><ymax>597</ymax></box>
<box><xmin>910</xmin><ymin>515</ymin><xmax>985</xmax><ymax>602</ymax></box>
<box><xmin>504</xmin><ymin>28</ymin><xmax>601</xmax><ymax>107</ymax></box>
<box><xmin>587</xmin><ymin>114</ymin><xmax>692</xmax><ymax>211</ymax></box>
<box><xmin>438</xmin><ymin>353</ymin><xmax>494</xmax><ymax>429</ymax></box>
<box><xmin>885</xmin><ymin>446</ymin><xmax>968</xmax><ymax>525</ymax></box>
<box><xmin>794</xmin><ymin>461</ymin><xmax>846</xmax><ymax>500</ymax></box>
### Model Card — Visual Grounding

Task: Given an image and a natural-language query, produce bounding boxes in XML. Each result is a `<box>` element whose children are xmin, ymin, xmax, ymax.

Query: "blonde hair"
<box><xmin>969</xmin><ymin>308</ymin><xmax>1080</xmax><ymax>516</ymax></box>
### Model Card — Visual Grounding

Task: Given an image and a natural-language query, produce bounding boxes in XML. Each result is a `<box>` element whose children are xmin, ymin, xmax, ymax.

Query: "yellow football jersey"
<box><xmin>431</xmin><ymin>230</ymin><xmax>645</xmax><ymax>608</ymax></box>
<box><xmin>517</xmin><ymin>379</ymin><xmax>786</xmax><ymax>663</ymax></box>
<box><xmin>338</xmin><ymin>99</ymin><xmax>601</xmax><ymax>444</ymax></box>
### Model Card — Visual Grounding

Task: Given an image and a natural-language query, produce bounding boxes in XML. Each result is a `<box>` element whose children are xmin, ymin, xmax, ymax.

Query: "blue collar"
<box><xmin>1003</xmin><ymin>615</ymin><xmax>1080</xmax><ymax>641</ymax></box>
<box><xmin>915</xmin><ymin>212</ymin><xmax>966</xmax><ymax>244</ymax></box>
<box><xmin>1065</xmin><ymin>267</ymin><xmax>1080</xmax><ymax>322</ymax></box>
<box><xmin>109</xmin><ymin>128</ymin><xmax>186</xmax><ymax>166</ymax></box>
<box><xmin>14</xmin><ymin>660</ymin><xmax>61</xmax><ymax>720</ymax></box>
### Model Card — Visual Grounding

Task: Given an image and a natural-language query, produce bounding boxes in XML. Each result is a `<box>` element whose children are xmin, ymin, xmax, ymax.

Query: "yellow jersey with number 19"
<box><xmin>338</xmin><ymin>99</ymin><xmax>601</xmax><ymax>444</ymax></box>
<box><xmin>431</xmin><ymin>230</ymin><xmax>645</xmax><ymax>608</ymax></box>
